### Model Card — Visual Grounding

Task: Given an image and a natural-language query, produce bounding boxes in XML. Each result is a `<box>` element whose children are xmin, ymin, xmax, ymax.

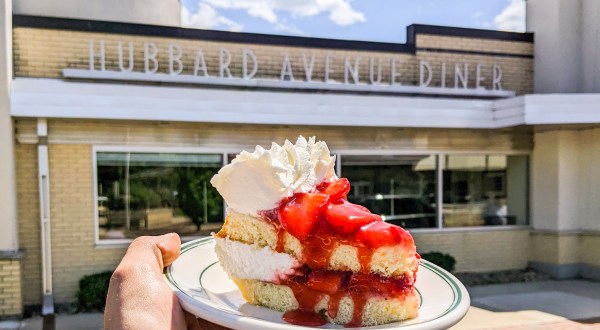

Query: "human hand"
<box><xmin>104</xmin><ymin>233</ymin><xmax>229</xmax><ymax>330</ymax></box>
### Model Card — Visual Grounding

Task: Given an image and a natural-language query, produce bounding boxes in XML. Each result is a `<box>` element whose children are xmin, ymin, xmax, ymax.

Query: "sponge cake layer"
<box><xmin>215</xmin><ymin>209</ymin><xmax>419</xmax><ymax>279</ymax></box>
<box><xmin>233</xmin><ymin>277</ymin><xmax>420</xmax><ymax>326</ymax></box>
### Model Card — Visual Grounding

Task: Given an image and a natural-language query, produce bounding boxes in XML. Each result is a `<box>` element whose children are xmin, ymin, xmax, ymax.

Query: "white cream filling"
<box><xmin>214</xmin><ymin>236</ymin><xmax>301</xmax><ymax>282</ymax></box>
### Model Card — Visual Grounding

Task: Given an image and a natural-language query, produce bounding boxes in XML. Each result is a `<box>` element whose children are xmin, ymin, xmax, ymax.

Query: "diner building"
<box><xmin>0</xmin><ymin>0</ymin><xmax>599</xmax><ymax>318</ymax></box>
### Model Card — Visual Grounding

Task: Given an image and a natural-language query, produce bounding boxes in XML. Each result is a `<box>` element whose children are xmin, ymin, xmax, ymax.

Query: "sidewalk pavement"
<box><xmin>452</xmin><ymin>280</ymin><xmax>600</xmax><ymax>330</ymax></box>
<box><xmin>0</xmin><ymin>313</ymin><xmax>103</xmax><ymax>330</ymax></box>
<box><xmin>1</xmin><ymin>280</ymin><xmax>599</xmax><ymax>330</ymax></box>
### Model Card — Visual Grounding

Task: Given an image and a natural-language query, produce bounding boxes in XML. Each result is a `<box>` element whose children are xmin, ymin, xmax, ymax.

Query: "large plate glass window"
<box><xmin>340</xmin><ymin>155</ymin><xmax>438</xmax><ymax>229</ymax></box>
<box><xmin>96</xmin><ymin>152</ymin><xmax>224</xmax><ymax>240</ymax></box>
<box><xmin>442</xmin><ymin>155</ymin><xmax>528</xmax><ymax>227</ymax></box>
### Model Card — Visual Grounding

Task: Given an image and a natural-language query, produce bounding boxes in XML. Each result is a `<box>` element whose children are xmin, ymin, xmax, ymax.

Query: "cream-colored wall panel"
<box><xmin>14</xmin><ymin>119</ymin><xmax>533</xmax><ymax>153</ymax></box>
<box><xmin>413</xmin><ymin>229</ymin><xmax>530</xmax><ymax>272</ymax></box>
<box><xmin>48</xmin><ymin>144</ymin><xmax>126</xmax><ymax>303</ymax></box>
<box><xmin>15</xmin><ymin>144</ymin><xmax>42</xmax><ymax>305</ymax></box>
<box><xmin>579</xmin><ymin>234</ymin><xmax>600</xmax><ymax>267</ymax></box>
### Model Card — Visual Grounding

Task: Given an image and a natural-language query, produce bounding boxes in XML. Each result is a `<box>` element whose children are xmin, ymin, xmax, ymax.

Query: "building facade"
<box><xmin>0</xmin><ymin>0</ymin><xmax>599</xmax><ymax>318</ymax></box>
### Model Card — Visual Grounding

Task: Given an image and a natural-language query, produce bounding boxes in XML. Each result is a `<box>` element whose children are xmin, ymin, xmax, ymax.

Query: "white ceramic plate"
<box><xmin>164</xmin><ymin>237</ymin><xmax>470</xmax><ymax>330</ymax></box>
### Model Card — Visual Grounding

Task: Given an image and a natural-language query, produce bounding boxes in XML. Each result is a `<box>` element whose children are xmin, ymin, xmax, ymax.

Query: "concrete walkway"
<box><xmin>452</xmin><ymin>280</ymin><xmax>600</xmax><ymax>329</ymax></box>
<box><xmin>0</xmin><ymin>313</ymin><xmax>103</xmax><ymax>330</ymax></box>
<box><xmin>1</xmin><ymin>280</ymin><xmax>599</xmax><ymax>330</ymax></box>
<box><xmin>468</xmin><ymin>280</ymin><xmax>600</xmax><ymax>322</ymax></box>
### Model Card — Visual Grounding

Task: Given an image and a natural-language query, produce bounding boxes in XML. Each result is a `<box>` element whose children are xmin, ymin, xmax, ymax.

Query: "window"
<box><xmin>96</xmin><ymin>152</ymin><xmax>224</xmax><ymax>241</ymax></box>
<box><xmin>339</xmin><ymin>153</ymin><xmax>529</xmax><ymax>229</ymax></box>
<box><xmin>340</xmin><ymin>155</ymin><xmax>438</xmax><ymax>229</ymax></box>
<box><xmin>442</xmin><ymin>155</ymin><xmax>528</xmax><ymax>227</ymax></box>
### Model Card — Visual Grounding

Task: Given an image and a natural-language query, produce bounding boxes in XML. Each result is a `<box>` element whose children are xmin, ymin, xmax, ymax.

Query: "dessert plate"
<box><xmin>164</xmin><ymin>237</ymin><xmax>470</xmax><ymax>330</ymax></box>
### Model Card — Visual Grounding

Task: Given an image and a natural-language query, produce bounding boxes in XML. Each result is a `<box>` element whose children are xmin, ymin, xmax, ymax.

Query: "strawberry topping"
<box><xmin>317</xmin><ymin>178</ymin><xmax>351</xmax><ymax>200</ymax></box>
<box><xmin>276</xmin><ymin>178</ymin><xmax>410</xmax><ymax>248</ymax></box>
<box><xmin>324</xmin><ymin>199</ymin><xmax>381</xmax><ymax>235</ymax></box>
<box><xmin>278</xmin><ymin>193</ymin><xmax>329</xmax><ymax>240</ymax></box>
<box><xmin>355</xmin><ymin>221</ymin><xmax>412</xmax><ymax>248</ymax></box>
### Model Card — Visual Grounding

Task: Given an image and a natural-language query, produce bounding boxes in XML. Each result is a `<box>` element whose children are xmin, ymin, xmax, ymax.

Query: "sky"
<box><xmin>180</xmin><ymin>0</ymin><xmax>526</xmax><ymax>43</ymax></box>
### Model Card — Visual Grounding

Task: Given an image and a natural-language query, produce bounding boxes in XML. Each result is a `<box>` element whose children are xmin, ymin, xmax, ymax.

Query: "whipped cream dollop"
<box><xmin>210</xmin><ymin>136</ymin><xmax>337</xmax><ymax>215</ymax></box>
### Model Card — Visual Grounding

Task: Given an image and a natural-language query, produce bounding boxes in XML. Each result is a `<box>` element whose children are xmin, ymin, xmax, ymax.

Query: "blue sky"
<box><xmin>181</xmin><ymin>0</ymin><xmax>526</xmax><ymax>43</ymax></box>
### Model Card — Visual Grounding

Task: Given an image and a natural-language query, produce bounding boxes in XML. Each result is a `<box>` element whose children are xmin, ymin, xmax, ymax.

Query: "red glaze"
<box><xmin>306</xmin><ymin>270</ymin><xmax>342</xmax><ymax>294</ymax></box>
<box><xmin>328</xmin><ymin>292</ymin><xmax>344</xmax><ymax>319</ymax></box>
<box><xmin>282</xmin><ymin>309</ymin><xmax>327</xmax><ymax>326</ymax></box>
<box><xmin>347</xmin><ymin>293</ymin><xmax>368</xmax><ymax>327</ymax></box>
<box><xmin>356</xmin><ymin>246</ymin><xmax>373</xmax><ymax>273</ymax></box>
<box><xmin>271</xmin><ymin>177</ymin><xmax>418</xmax><ymax>326</ymax></box>
<box><xmin>275</xmin><ymin>227</ymin><xmax>285</xmax><ymax>253</ymax></box>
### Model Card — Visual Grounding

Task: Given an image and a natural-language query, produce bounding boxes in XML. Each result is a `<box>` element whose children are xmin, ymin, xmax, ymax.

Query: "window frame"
<box><xmin>335</xmin><ymin>149</ymin><xmax>531</xmax><ymax>233</ymax></box>
<box><xmin>92</xmin><ymin>145</ymin><xmax>230</xmax><ymax>247</ymax></box>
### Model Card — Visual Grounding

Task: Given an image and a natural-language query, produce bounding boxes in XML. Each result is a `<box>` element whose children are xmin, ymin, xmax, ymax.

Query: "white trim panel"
<box><xmin>11</xmin><ymin>78</ymin><xmax>496</xmax><ymax>128</ymax></box>
<box><xmin>13</xmin><ymin>78</ymin><xmax>600</xmax><ymax>128</ymax></box>
<box><xmin>523</xmin><ymin>94</ymin><xmax>600</xmax><ymax>125</ymax></box>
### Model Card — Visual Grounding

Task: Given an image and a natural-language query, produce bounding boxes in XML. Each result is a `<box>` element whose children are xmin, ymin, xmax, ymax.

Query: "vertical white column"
<box><xmin>37</xmin><ymin>119</ymin><xmax>54</xmax><ymax>315</ymax></box>
<box><xmin>436</xmin><ymin>155</ymin><xmax>444</xmax><ymax>229</ymax></box>
<box><xmin>0</xmin><ymin>0</ymin><xmax>19</xmax><ymax>252</ymax></box>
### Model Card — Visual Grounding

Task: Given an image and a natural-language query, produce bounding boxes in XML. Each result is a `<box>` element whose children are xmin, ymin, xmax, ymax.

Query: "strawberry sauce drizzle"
<box><xmin>275</xmin><ymin>227</ymin><xmax>285</xmax><ymax>253</ymax></box>
<box><xmin>327</xmin><ymin>292</ymin><xmax>344</xmax><ymax>319</ymax></box>
<box><xmin>280</xmin><ymin>269</ymin><xmax>413</xmax><ymax>326</ymax></box>
<box><xmin>268</xmin><ymin>178</ymin><xmax>417</xmax><ymax>326</ymax></box>
<box><xmin>282</xmin><ymin>309</ymin><xmax>327</xmax><ymax>326</ymax></box>
<box><xmin>357</xmin><ymin>246</ymin><xmax>373</xmax><ymax>273</ymax></box>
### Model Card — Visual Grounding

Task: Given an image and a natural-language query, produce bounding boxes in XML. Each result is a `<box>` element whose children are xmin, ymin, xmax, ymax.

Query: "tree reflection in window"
<box><xmin>96</xmin><ymin>152</ymin><xmax>223</xmax><ymax>240</ymax></box>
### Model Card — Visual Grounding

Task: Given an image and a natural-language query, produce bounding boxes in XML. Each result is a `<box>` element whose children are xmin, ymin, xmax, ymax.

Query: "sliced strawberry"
<box><xmin>324</xmin><ymin>199</ymin><xmax>381</xmax><ymax>235</ymax></box>
<box><xmin>278</xmin><ymin>193</ymin><xmax>329</xmax><ymax>240</ymax></box>
<box><xmin>318</xmin><ymin>178</ymin><xmax>351</xmax><ymax>201</ymax></box>
<box><xmin>306</xmin><ymin>271</ymin><xmax>342</xmax><ymax>294</ymax></box>
<box><xmin>354</xmin><ymin>221</ymin><xmax>410</xmax><ymax>248</ymax></box>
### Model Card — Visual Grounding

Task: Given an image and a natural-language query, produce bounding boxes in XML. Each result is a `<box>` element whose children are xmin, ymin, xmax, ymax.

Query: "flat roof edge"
<box><xmin>12</xmin><ymin>15</ymin><xmax>534</xmax><ymax>54</ymax></box>
<box><xmin>407</xmin><ymin>24</ymin><xmax>534</xmax><ymax>43</ymax></box>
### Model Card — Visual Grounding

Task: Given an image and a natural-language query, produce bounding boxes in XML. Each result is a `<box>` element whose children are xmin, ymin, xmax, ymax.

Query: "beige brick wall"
<box><xmin>579</xmin><ymin>233</ymin><xmax>600</xmax><ymax>267</ymax></box>
<box><xmin>0</xmin><ymin>260</ymin><xmax>22</xmax><ymax>316</ymax></box>
<box><xmin>15</xmin><ymin>144</ymin><xmax>42</xmax><ymax>305</ymax></box>
<box><xmin>13</xmin><ymin>27</ymin><xmax>533</xmax><ymax>95</ymax></box>
<box><xmin>531</xmin><ymin>231</ymin><xmax>600</xmax><ymax>266</ymax></box>
<box><xmin>415</xmin><ymin>51</ymin><xmax>533</xmax><ymax>95</ymax></box>
<box><xmin>48</xmin><ymin>144</ymin><xmax>126</xmax><ymax>303</ymax></box>
<box><xmin>16</xmin><ymin>142</ymin><xmax>127</xmax><ymax>305</ymax></box>
<box><xmin>14</xmin><ymin>118</ymin><xmax>534</xmax><ymax>153</ymax></box>
<box><xmin>416</xmin><ymin>34</ymin><xmax>534</xmax><ymax>55</ymax></box>
<box><xmin>12</xmin><ymin>118</ymin><xmax>533</xmax><ymax>304</ymax></box>
<box><xmin>413</xmin><ymin>229</ymin><xmax>530</xmax><ymax>272</ymax></box>
<box><xmin>13</xmin><ymin>27</ymin><xmax>416</xmax><ymax>85</ymax></box>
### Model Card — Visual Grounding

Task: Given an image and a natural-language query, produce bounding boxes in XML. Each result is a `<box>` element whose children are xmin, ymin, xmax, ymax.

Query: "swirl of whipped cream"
<box><xmin>210</xmin><ymin>136</ymin><xmax>337</xmax><ymax>215</ymax></box>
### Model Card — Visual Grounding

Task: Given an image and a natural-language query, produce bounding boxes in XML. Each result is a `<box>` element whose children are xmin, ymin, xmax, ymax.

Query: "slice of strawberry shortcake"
<box><xmin>210</xmin><ymin>136</ymin><xmax>420</xmax><ymax>327</ymax></box>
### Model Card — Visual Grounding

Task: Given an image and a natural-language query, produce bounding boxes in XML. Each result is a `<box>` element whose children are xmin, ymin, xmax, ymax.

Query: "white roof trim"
<box><xmin>10</xmin><ymin>78</ymin><xmax>600</xmax><ymax>128</ymax></box>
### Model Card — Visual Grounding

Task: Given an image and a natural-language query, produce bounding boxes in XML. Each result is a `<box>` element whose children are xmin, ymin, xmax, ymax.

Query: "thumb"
<box><xmin>157</xmin><ymin>233</ymin><xmax>181</xmax><ymax>267</ymax></box>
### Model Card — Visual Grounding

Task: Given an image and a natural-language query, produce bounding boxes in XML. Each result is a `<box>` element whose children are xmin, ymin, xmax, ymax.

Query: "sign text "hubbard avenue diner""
<box><xmin>61</xmin><ymin>40</ymin><xmax>513</xmax><ymax>97</ymax></box>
